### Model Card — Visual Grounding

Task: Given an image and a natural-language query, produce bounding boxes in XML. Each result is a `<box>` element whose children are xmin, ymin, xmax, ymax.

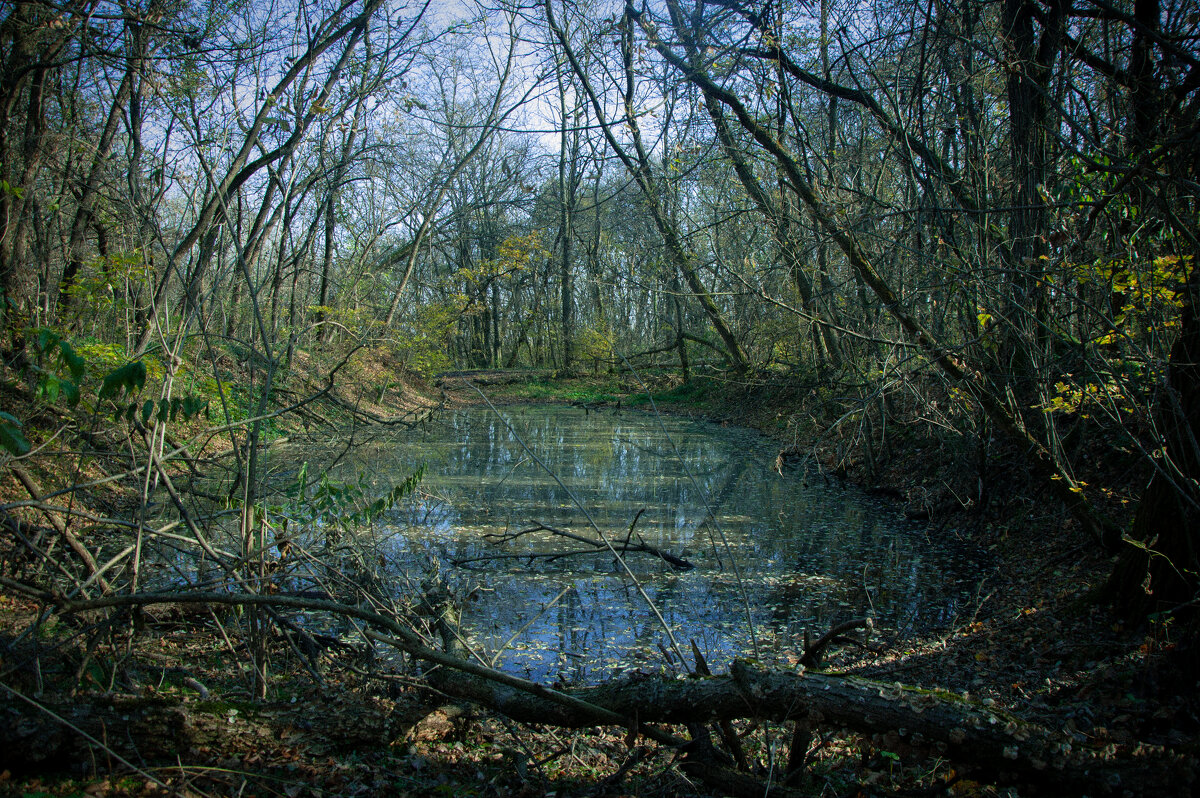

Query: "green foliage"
<box><xmin>505</xmin><ymin>375</ymin><xmax>623</xmax><ymax>404</ymax></box>
<box><xmin>425</xmin><ymin>232</ymin><xmax>548</xmax><ymax>368</ymax></box>
<box><xmin>74</xmin><ymin>340</ymin><xmax>130</xmax><ymax>373</ymax></box>
<box><xmin>1067</xmin><ymin>254</ymin><xmax>1190</xmax><ymax>346</ymax></box>
<box><xmin>641</xmin><ymin>379</ymin><xmax>710</xmax><ymax>407</ymax></box>
<box><xmin>62</xmin><ymin>251</ymin><xmax>153</xmax><ymax>325</ymax></box>
<box><xmin>575</xmin><ymin>325</ymin><xmax>614</xmax><ymax>368</ymax></box>
<box><xmin>140</xmin><ymin>395</ymin><xmax>211</xmax><ymax>424</ymax></box>
<box><xmin>1053</xmin><ymin>155</ymin><xmax>1190</xmax><ymax>354</ymax></box>
<box><xmin>505</xmin><ymin>375</ymin><xmax>563</xmax><ymax>400</ymax></box>
<box><xmin>0</xmin><ymin>411</ymin><xmax>30</xmax><ymax>456</ymax></box>
<box><xmin>287</xmin><ymin>461</ymin><xmax>425</xmax><ymax>533</ymax></box>
<box><xmin>394</xmin><ymin>301</ymin><xmax>458</xmax><ymax>377</ymax></box>
<box><xmin>1039</xmin><ymin>357</ymin><xmax>1155</xmax><ymax>420</ymax></box>
<box><xmin>21</xmin><ymin>327</ymin><xmax>209</xmax><ymax>428</ymax></box>
<box><xmin>99</xmin><ymin>359</ymin><xmax>147</xmax><ymax>401</ymax></box>
<box><xmin>452</xmin><ymin>232</ymin><xmax>547</xmax><ymax>292</ymax></box>
<box><xmin>31</xmin><ymin>327</ymin><xmax>86</xmax><ymax>407</ymax></box>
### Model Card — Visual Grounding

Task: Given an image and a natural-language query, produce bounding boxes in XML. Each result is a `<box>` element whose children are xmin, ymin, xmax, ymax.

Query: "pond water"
<box><xmin>314</xmin><ymin>405</ymin><xmax>982</xmax><ymax>683</ymax></box>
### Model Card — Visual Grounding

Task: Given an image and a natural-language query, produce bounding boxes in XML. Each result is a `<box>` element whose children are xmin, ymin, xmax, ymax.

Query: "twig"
<box><xmin>10</xmin><ymin>465</ymin><xmax>109</xmax><ymax>593</ymax></box>
<box><xmin>49</xmin><ymin>589</ymin><xmax>685</xmax><ymax>747</ymax></box>
<box><xmin>489</xmin><ymin>585</ymin><xmax>574</xmax><ymax>668</ymax></box>
<box><xmin>465</xmin><ymin>382</ymin><xmax>689</xmax><ymax>668</ymax></box>
<box><xmin>801</xmin><ymin>617</ymin><xmax>873</xmax><ymax>668</ymax></box>
<box><xmin>615</xmin><ymin>352</ymin><xmax>760</xmax><ymax>656</ymax></box>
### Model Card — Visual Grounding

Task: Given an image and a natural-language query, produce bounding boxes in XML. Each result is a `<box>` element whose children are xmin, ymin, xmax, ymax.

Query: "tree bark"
<box><xmin>429</xmin><ymin>658</ymin><xmax>1182</xmax><ymax>794</ymax></box>
<box><xmin>58</xmin><ymin>13</ymin><xmax>144</xmax><ymax>312</ymax></box>
<box><xmin>998</xmin><ymin>0</ymin><xmax>1065</xmax><ymax>382</ymax></box>
<box><xmin>134</xmin><ymin>0</ymin><xmax>384</xmax><ymax>355</ymax></box>
<box><xmin>0</xmin><ymin>2</ymin><xmax>73</xmax><ymax>337</ymax></box>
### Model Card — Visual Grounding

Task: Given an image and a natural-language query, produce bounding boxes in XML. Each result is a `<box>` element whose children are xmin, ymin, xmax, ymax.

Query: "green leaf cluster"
<box><xmin>0</xmin><ymin>329</ymin><xmax>215</xmax><ymax>456</ymax></box>
<box><xmin>32</xmin><ymin>327</ymin><xmax>86</xmax><ymax>407</ymax></box>
<box><xmin>0</xmin><ymin>411</ymin><xmax>30</xmax><ymax>456</ymax></box>
<box><xmin>62</xmin><ymin>251</ymin><xmax>154</xmax><ymax>321</ymax></box>
<box><xmin>286</xmin><ymin>462</ymin><xmax>426</xmax><ymax>533</ymax></box>
<box><xmin>139</xmin><ymin>395</ymin><xmax>211</xmax><ymax>424</ymax></box>
<box><xmin>394</xmin><ymin>301</ymin><xmax>460</xmax><ymax>377</ymax></box>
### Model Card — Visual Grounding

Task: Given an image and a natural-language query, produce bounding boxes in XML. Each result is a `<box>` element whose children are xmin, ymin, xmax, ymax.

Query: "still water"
<box><xmin>344</xmin><ymin>406</ymin><xmax>979</xmax><ymax>683</ymax></box>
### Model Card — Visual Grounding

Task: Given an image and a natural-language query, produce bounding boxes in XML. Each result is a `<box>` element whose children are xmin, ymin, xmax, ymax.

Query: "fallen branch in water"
<box><xmin>451</xmin><ymin>520</ymin><xmax>694</xmax><ymax>571</ymax></box>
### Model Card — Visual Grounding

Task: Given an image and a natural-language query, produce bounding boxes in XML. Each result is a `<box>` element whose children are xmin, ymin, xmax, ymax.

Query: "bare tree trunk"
<box><xmin>545</xmin><ymin>0</ymin><xmax>748</xmax><ymax>374</ymax></box>
<box><xmin>0</xmin><ymin>2</ymin><xmax>71</xmax><ymax>337</ymax></box>
<box><xmin>315</xmin><ymin>192</ymin><xmax>335</xmax><ymax>343</ymax></box>
<box><xmin>134</xmin><ymin>0</ymin><xmax>384</xmax><ymax>355</ymax></box>
<box><xmin>383</xmin><ymin>30</ymin><xmax>524</xmax><ymax>329</ymax></box>
<box><xmin>1110</xmin><ymin>263</ymin><xmax>1200</xmax><ymax>613</ymax></box>
<box><xmin>998</xmin><ymin>0</ymin><xmax>1066</xmax><ymax>384</ymax></box>
<box><xmin>59</xmin><ymin>13</ymin><xmax>146</xmax><ymax>311</ymax></box>
<box><xmin>673</xmin><ymin>278</ymin><xmax>689</xmax><ymax>380</ymax></box>
<box><xmin>35</xmin><ymin>591</ymin><xmax>1188</xmax><ymax>796</ymax></box>
<box><xmin>556</xmin><ymin>58</ymin><xmax>580</xmax><ymax>372</ymax></box>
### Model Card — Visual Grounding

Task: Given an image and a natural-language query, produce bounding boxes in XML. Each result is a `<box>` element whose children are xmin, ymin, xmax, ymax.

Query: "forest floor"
<box><xmin>2</xmin><ymin>363</ymin><xmax>1197</xmax><ymax>797</ymax></box>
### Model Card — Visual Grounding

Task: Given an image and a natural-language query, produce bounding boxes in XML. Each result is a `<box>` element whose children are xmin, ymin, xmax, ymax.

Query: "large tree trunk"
<box><xmin>555</xmin><ymin>61</ymin><xmax>580</xmax><ymax>373</ymax></box>
<box><xmin>429</xmin><ymin>659</ymin><xmax>1187</xmax><ymax>793</ymax></box>
<box><xmin>315</xmin><ymin>191</ymin><xmax>336</xmax><ymax>342</ymax></box>
<box><xmin>58</xmin><ymin>15</ymin><xmax>144</xmax><ymax>312</ymax></box>
<box><xmin>0</xmin><ymin>2</ymin><xmax>69</xmax><ymax>340</ymax></box>
<box><xmin>1107</xmin><ymin>1</ymin><xmax>1199</xmax><ymax>617</ymax></box>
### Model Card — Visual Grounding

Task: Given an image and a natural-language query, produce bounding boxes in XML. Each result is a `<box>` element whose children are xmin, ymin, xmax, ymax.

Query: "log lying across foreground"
<box><xmin>6</xmin><ymin>587</ymin><xmax>1191</xmax><ymax>796</ymax></box>
<box><xmin>419</xmin><ymin>586</ymin><xmax>1191</xmax><ymax>796</ymax></box>
<box><xmin>430</xmin><ymin>660</ymin><xmax>1186</xmax><ymax>795</ymax></box>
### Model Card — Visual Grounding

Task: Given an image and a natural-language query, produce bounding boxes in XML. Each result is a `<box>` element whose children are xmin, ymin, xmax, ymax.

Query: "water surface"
<box><xmin>338</xmin><ymin>406</ymin><xmax>979</xmax><ymax>683</ymax></box>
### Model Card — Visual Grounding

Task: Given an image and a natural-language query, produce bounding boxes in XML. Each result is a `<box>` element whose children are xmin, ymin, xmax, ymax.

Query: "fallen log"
<box><xmin>428</xmin><ymin>658</ymin><xmax>1190</xmax><ymax>794</ymax></box>
<box><xmin>35</xmin><ymin>586</ymin><xmax>1194</xmax><ymax>795</ymax></box>
<box><xmin>407</xmin><ymin>580</ymin><xmax>1188</xmax><ymax>794</ymax></box>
